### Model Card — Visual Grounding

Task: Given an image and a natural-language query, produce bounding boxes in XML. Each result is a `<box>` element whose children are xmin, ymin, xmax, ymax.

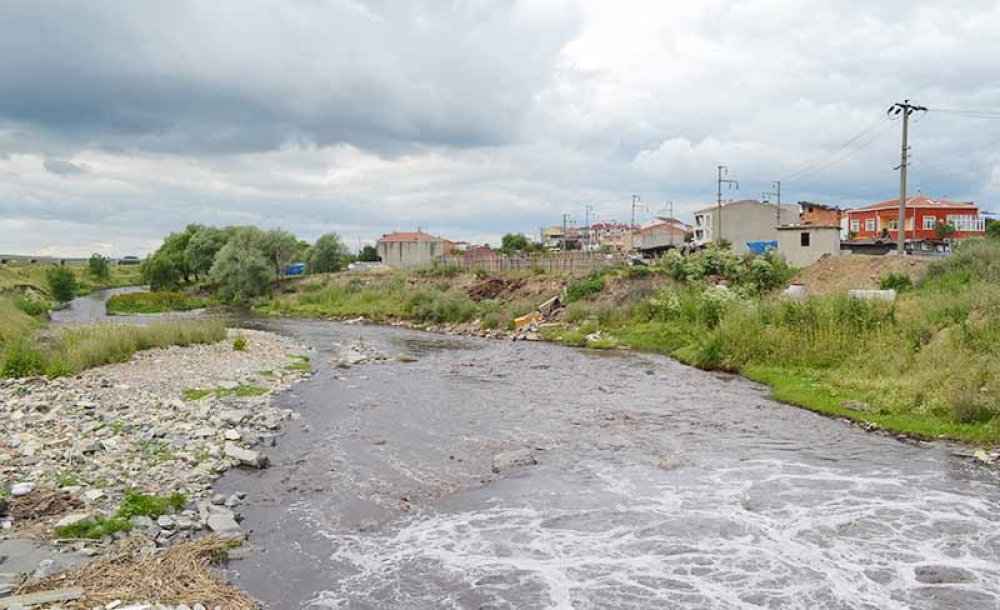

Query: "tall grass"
<box><xmin>1</xmin><ymin>320</ymin><xmax>227</xmax><ymax>378</ymax></box>
<box><xmin>106</xmin><ymin>291</ymin><xmax>207</xmax><ymax>314</ymax></box>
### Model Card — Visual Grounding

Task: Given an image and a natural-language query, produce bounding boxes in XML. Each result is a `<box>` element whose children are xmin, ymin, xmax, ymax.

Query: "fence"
<box><xmin>439</xmin><ymin>251</ymin><xmax>630</xmax><ymax>274</ymax></box>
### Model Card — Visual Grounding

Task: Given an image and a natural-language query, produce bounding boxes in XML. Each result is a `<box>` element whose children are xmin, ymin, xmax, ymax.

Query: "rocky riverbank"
<box><xmin>0</xmin><ymin>329</ymin><xmax>313</xmax><ymax>606</ymax></box>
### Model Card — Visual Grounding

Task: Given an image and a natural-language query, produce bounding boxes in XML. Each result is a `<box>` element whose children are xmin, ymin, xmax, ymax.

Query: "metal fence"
<box><xmin>439</xmin><ymin>251</ymin><xmax>629</xmax><ymax>274</ymax></box>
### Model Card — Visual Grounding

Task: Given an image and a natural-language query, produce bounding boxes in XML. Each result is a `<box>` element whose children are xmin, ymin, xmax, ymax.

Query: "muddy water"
<box><xmin>216</xmin><ymin>319</ymin><xmax>1000</xmax><ymax>609</ymax></box>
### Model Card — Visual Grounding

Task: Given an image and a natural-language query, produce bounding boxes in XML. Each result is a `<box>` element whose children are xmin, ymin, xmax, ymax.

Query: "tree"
<box><xmin>184</xmin><ymin>226</ymin><xmax>230</xmax><ymax>279</ymax></box>
<box><xmin>936</xmin><ymin>222</ymin><xmax>957</xmax><ymax>241</ymax></box>
<box><xmin>260</xmin><ymin>229</ymin><xmax>299</xmax><ymax>283</ymax></box>
<box><xmin>986</xmin><ymin>218</ymin><xmax>1000</xmax><ymax>240</ymax></box>
<box><xmin>357</xmin><ymin>245</ymin><xmax>380</xmax><ymax>262</ymax></box>
<box><xmin>500</xmin><ymin>233</ymin><xmax>531</xmax><ymax>254</ymax></box>
<box><xmin>141</xmin><ymin>255</ymin><xmax>182</xmax><ymax>291</ymax></box>
<box><xmin>46</xmin><ymin>266</ymin><xmax>78</xmax><ymax>303</ymax></box>
<box><xmin>305</xmin><ymin>233</ymin><xmax>348</xmax><ymax>274</ymax></box>
<box><xmin>88</xmin><ymin>253</ymin><xmax>110</xmax><ymax>281</ymax></box>
<box><xmin>210</xmin><ymin>240</ymin><xmax>272</xmax><ymax>302</ymax></box>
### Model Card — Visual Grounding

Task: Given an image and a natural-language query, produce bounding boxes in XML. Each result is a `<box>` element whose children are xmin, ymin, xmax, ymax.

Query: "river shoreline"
<box><xmin>1</xmin><ymin>326</ymin><xmax>313</xmax><ymax>606</ymax></box>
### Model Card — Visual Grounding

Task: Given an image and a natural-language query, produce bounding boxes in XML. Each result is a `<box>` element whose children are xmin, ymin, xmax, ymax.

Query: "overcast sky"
<box><xmin>2</xmin><ymin>0</ymin><xmax>999</xmax><ymax>256</ymax></box>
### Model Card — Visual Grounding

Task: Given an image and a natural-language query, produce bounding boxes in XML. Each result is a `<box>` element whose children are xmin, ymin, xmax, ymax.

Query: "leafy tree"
<box><xmin>210</xmin><ymin>240</ymin><xmax>272</xmax><ymax>302</ymax></box>
<box><xmin>260</xmin><ymin>229</ymin><xmax>299</xmax><ymax>282</ymax></box>
<box><xmin>184</xmin><ymin>226</ymin><xmax>230</xmax><ymax>279</ymax></box>
<box><xmin>141</xmin><ymin>255</ymin><xmax>182</xmax><ymax>291</ymax></box>
<box><xmin>500</xmin><ymin>233</ymin><xmax>531</xmax><ymax>254</ymax></box>
<box><xmin>88</xmin><ymin>253</ymin><xmax>110</xmax><ymax>281</ymax></box>
<box><xmin>936</xmin><ymin>222</ymin><xmax>957</xmax><ymax>241</ymax></box>
<box><xmin>46</xmin><ymin>266</ymin><xmax>78</xmax><ymax>303</ymax></box>
<box><xmin>358</xmin><ymin>245</ymin><xmax>380</xmax><ymax>262</ymax></box>
<box><xmin>986</xmin><ymin>218</ymin><xmax>1000</xmax><ymax>240</ymax></box>
<box><xmin>305</xmin><ymin>233</ymin><xmax>348</xmax><ymax>274</ymax></box>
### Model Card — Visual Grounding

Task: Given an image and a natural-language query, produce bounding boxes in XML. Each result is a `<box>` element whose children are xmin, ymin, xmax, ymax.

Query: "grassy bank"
<box><xmin>1</xmin><ymin>320</ymin><xmax>227</xmax><ymax>378</ymax></box>
<box><xmin>547</xmin><ymin>241</ymin><xmax>1000</xmax><ymax>444</ymax></box>
<box><xmin>106</xmin><ymin>291</ymin><xmax>208</xmax><ymax>314</ymax></box>
<box><xmin>262</xmin><ymin>243</ymin><xmax>1000</xmax><ymax>445</ymax></box>
<box><xmin>0</xmin><ymin>262</ymin><xmax>142</xmax><ymax>296</ymax></box>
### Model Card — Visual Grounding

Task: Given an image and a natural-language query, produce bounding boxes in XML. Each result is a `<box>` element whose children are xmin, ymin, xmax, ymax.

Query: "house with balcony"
<box><xmin>845</xmin><ymin>196</ymin><xmax>985</xmax><ymax>246</ymax></box>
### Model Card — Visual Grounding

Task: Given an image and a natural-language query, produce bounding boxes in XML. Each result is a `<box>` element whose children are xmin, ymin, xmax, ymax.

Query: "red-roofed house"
<box><xmin>845</xmin><ymin>196</ymin><xmax>985</xmax><ymax>242</ymax></box>
<box><xmin>376</xmin><ymin>231</ymin><xmax>456</xmax><ymax>268</ymax></box>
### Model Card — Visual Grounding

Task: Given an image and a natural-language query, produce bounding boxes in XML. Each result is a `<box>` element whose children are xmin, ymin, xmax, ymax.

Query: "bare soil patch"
<box><xmin>791</xmin><ymin>255</ymin><xmax>931</xmax><ymax>296</ymax></box>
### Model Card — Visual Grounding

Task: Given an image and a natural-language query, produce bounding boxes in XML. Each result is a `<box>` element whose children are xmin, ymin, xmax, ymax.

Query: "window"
<box><xmin>923</xmin><ymin>216</ymin><xmax>937</xmax><ymax>230</ymax></box>
<box><xmin>865</xmin><ymin>218</ymin><xmax>876</xmax><ymax>232</ymax></box>
<box><xmin>850</xmin><ymin>219</ymin><xmax>860</xmax><ymax>232</ymax></box>
<box><xmin>800</xmin><ymin>232</ymin><xmax>810</xmax><ymax>247</ymax></box>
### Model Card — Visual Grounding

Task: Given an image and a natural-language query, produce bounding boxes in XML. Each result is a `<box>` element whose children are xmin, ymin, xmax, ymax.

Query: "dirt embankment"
<box><xmin>791</xmin><ymin>255</ymin><xmax>931</xmax><ymax>296</ymax></box>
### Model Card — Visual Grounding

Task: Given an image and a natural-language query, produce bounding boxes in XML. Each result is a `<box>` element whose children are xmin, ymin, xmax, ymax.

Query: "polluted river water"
<box><xmin>211</xmin><ymin>317</ymin><xmax>1000</xmax><ymax>610</ymax></box>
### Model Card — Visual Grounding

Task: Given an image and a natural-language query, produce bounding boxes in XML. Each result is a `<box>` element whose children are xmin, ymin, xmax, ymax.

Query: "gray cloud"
<box><xmin>0</xmin><ymin>0</ymin><xmax>999</xmax><ymax>256</ymax></box>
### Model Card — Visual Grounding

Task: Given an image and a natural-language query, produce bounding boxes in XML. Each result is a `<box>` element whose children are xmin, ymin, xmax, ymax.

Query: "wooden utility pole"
<box><xmin>716</xmin><ymin>166</ymin><xmax>738</xmax><ymax>245</ymax></box>
<box><xmin>889</xmin><ymin>99</ymin><xmax>927</xmax><ymax>255</ymax></box>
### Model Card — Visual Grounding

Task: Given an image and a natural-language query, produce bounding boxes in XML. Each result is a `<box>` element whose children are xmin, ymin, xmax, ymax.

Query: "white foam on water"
<box><xmin>298</xmin><ymin>457</ymin><xmax>1000</xmax><ymax>609</ymax></box>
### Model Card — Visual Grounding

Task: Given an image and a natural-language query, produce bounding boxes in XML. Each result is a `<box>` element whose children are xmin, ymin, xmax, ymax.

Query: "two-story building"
<box><xmin>845</xmin><ymin>196</ymin><xmax>985</xmax><ymax>242</ymax></box>
<box><xmin>376</xmin><ymin>231</ymin><xmax>455</xmax><ymax>268</ymax></box>
<box><xmin>692</xmin><ymin>200</ymin><xmax>800</xmax><ymax>255</ymax></box>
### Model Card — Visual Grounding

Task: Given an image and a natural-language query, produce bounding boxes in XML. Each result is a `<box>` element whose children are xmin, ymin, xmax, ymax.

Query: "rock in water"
<box><xmin>224</xmin><ymin>441</ymin><xmax>269</xmax><ymax>468</ymax></box>
<box><xmin>491</xmin><ymin>449</ymin><xmax>537</xmax><ymax>473</ymax></box>
<box><xmin>206</xmin><ymin>513</ymin><xmax>241</xmax><ymax>534</ymax></box>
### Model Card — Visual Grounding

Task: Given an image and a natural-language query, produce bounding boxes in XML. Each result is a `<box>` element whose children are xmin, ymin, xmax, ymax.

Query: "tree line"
<box><xmin>141</xmin><ymin>224</ymin><xmax>379</xmax><ymax>302</ymax></box>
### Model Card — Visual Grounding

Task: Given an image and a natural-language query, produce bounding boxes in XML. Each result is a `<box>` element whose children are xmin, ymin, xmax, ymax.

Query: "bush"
<box><xmin>880</xmin><ymin>272</ymin><xmax>913</xmax><ymax>292</ymax></box>
<box><xmin>565</xmin><ymin>274</ymin><xmax>606</xmax><ymax>302</ymax></box>
<box><xmin>233</xmin><ymin>334</ymin><xmax>247</xmax><ymax>351</ymax></box>
<box><xmin>88</xmin><ymin>253</ymin><xmax>111</xmax><ymax>281</ymax></box>
<box><xmin>11</xmin><ymin>294</ymin><xmax>50</xmax><ymax>317</ymax></box>
<box><xmin>403</xmin><ymin>289</ymin><xmax>480</xmax><ymax>324</ymax></box>
<box><xmin>45</xmin><ymin>266</ymin><xmax>78</xmax><ymax>303</ymax></box>
<box><xmin>306</xmin><ymin>233</ymin><xmax>348</xmax><ymax>274</ymax></box>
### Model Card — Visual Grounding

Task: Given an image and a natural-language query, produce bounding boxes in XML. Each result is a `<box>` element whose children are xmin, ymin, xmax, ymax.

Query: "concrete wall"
<box><xmin>695</xmin><ymin>202</ymin><xmax>800</xmax><ymax>254</ymax></box>
<box><xmin>376</xmin><ymin>240</ymin><xmax>448</xmax><ymax>268</ymax></box>
<box><xmin>777</xmin><ymin>227</ymin><xmax>841</xmax><ymax>267</ymax></box>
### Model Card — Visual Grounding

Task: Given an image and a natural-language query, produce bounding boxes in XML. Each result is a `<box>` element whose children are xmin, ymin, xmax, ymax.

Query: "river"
<box><xmin>56</xmin><ymin>291</ymin><xmax>1000</xmax><ymax>609</ymax></box>
<box><xmin>218</xmin><ymin>318</ymin><xmax>1000</xmax><ymax>610</ymax></box>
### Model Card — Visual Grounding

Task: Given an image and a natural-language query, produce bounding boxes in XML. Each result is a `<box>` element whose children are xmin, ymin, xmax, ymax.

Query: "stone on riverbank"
<box><xmin>491</xmin><ymin>449</ymin><xmax>537</xmax><ymax>472</ymax></box>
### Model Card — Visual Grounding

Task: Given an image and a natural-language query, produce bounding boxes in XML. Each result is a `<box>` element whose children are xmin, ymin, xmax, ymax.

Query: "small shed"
<box><xmin>777</xmin><ymin>225</ymin><xmax>841</xmax><ymax>267</ymax></box>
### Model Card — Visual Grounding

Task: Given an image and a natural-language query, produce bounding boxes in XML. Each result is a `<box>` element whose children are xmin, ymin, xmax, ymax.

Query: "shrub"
<box><xmin>403</xmin><ymin>288</ymin><xmax>479</xmax><ymax>323</ymax></box>
<box><xmin>11</xmin><ymin>294</ymin><xmax>50</xmax><ymax>317</ymax></box>
<box><xmin>233</xmin><ymin>334</ymin><xmax>247</xmax><ymax>351</ymax></box>
<box><xmin>1</xmin><ymin>338</ymin><xmax>45</xmax><ymax>377</ymax></box>
<box><xmin>880</xmin><ymin>272</ymin><xmax>913</xmax><ymax>292</ymax></box>
<box><xmin>88</xmin><ymin>253</ymin><xmax>111</xmax><ymax>281</ymax></box>
<box><xmin>565</xmin><ymin>274</ymin><xmax>606</xmax><ymax>302</ymax></box>
<box><xmin>45</xmin><ymin>266</ymin><xmax>78</xmax><ymax>303</ymax></box>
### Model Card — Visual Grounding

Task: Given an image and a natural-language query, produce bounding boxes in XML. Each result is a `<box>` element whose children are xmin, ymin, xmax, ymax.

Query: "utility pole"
<box><xmin>716</xmin><ymin>166</ymin><xmax>739</xmax><ymax>245</ymax></box>
<box><xmin>763</xmin><ymin>180</ymin><xmax>781</xmax><ymax>227</ymax></box>
<box><xmin>888</xmin><ymin>99</ymin><xmax>927</xmax><ymax>255</ymax></box>
<box><xmin>562</xmin><ymin>213</ymin><xmax>570</xmax><ymax>252</ymax></box>
<box><xmin>584</xmin><ymin>204</ymin><xmax>594</xmax><ymax>251</ymax></box>
<box><xmin>630</xmin><ymin>194</ymin><xmax>641</xmax><ymax>252</ymax></box>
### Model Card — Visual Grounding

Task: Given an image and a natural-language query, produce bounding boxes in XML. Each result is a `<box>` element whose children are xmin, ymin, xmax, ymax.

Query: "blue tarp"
<box><xmin>745</xmin><ymin>241</ymin><xmax>777</xmax><ymax>255</ymax></box>
<box><xmin>284</xmin><ymin>262</ymin><xmax>306</xmax><ymax>276</ymax></box>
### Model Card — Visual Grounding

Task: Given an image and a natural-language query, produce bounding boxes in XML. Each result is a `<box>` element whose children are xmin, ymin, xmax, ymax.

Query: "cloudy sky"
<box><xmin>2</xmin><ymin>0</ymin><xmax>999</xmax><ymax>256</ymax></box>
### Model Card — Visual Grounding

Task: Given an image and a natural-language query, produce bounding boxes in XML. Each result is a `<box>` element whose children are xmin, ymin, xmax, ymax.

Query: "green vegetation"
<box><xmin>182</xmin><ymin>385</ymin><xmax>267</xmax><ymax>401</ymax></box>
<box><xmin>565</xmin><ymin>273</ymin><xmax>606</xmax><ymax>302</ymax></box>
<box><xmin>1</xmin><ymin>320</ymin><xmax>226</xmax><ymax>378</ymax></box>
<box><xmin>105</xmin><ymin>291</ymin><xmax>207</xmax><ymax>314</ymax></box>
<box><xmin>547</xmin><ymin>240</ymin><xmax>1000</xmax><ymax>444</ymax></box>
<box><xmin>88</xmin><ymin>253</ymin><xmax>111</xmax><ymax>281</ymax></box>
<box><xmin>305</xmin><ymin>233</ymin><xmax>349</xmax><ymax>273</ymax></box>
<box><xmin>54</xmin><ymin>516</ymin><xmax>131</xmax><ymax>539</ymax></box>
<box><xmin>233</xmin><ymin>333</ymin><xmax>247</xmax><ymax>351</ymax></box>
<box><xmin>54</xmin><ymin>490</ymin><xmax>187</xmax><ymax>539</ymax></box>
<box><xmin>357</xmin><ymin>244</ymin><xmax>380</xmax><ymax>262</ymax></box>
<box><xmin>46</xmin><ymin>266</ymin><xmax>79</xmax><ymax>303</ymax></box>
<box><xmin>879</xmin><ymin>272</ymin><xmax>913</xmax><ymax>292</ymax></box>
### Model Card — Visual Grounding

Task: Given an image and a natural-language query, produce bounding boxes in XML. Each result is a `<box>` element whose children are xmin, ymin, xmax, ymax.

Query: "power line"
<box><xmin>779</xmin><ymin>115</ymin><xmax>891</xmax><ymax>183</ymax></box>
